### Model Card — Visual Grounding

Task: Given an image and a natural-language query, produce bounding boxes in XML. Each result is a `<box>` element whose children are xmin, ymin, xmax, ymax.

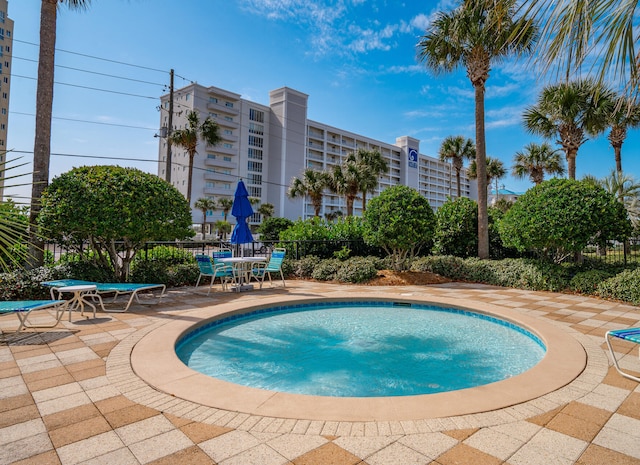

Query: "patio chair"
<box><xmin>42</xmin><ymin>279</ymin><xmax>166</xmax><ymax>313</ymax></box>
<box><xmin>195</xmin><ymin>254</ymin><xmax>235</xmax><ymax>295</ymax></box>
<box><xmin>0</xmin><ymin>300</ymin><xmax>67</xmax><ymax>331</ymax></box>
<box><xmin>605</xmin><ymin>328</ymin><xmax>640</xmax><ymax>382</ymax></box>
<box><xmin>250</xmin><ymin>248</ymin><xmax>286</xmax><ymax>289</ymax></box>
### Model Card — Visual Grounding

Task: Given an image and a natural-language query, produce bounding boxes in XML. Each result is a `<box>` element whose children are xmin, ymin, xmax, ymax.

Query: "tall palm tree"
<box><xmin>194</xmin><ymin>197</ymin><xmax>216</xmax><ymax>238</ymax></box>
<box><xmin>418</xmin><ymin>0</ymin><xmax>537</xmax><ymax>259</ymax></box>
<box><xmin>438</xmin><ymin>135</ymin><xmax>475</xmax><ymax>197</ymax></box>
<box><xmin>523</xmin><ymin>79</ymin><xmax>614</xmax><ymax>179</ymax></box>
<box><xmin>169</xmin><ymin>110</ymin><xmax>221</xmax><ymax>204</ymax></box>
<box><xmin>29</xmin><ymin>0</ymin><xmax>92</xmax><ymax>268</ymax></box>
<box><xmin>512</xmin><ymin>142</ymin><xmax>565</xmax><ymax>185</ymax></box>
<box><xmin>521</xmin><ymin>0</ymin><xmax>638</xmax><ymax>95</ymax></box>
<box><xmin>346</xmin><ymin>148</ymin><xmax>389</xmax><ymax>212</ymax></box>
<box><xmin>287</xmin><ymin>168</ymin><xmax>329</xmax><ymax>217</ymax></box>
<box><xmin>329</xmin><ymin>159</ymin><xmax>362</xmax><ymax>217</ymax></box>
<box><xmin>607</xmin><ymin>95</ymin><xmax>640</xmax><ymax>176</ymax></box>
<box><xmin>217</xmin><ymin>197</ymin><xmax>234</xmax><ymax>222</ymax></box>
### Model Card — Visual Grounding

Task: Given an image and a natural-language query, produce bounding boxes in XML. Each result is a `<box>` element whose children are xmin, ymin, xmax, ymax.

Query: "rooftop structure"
<box><xmin>0</xmin><ymin>0</ymin><xmax>13</xmax><ymax>200</ymax></box>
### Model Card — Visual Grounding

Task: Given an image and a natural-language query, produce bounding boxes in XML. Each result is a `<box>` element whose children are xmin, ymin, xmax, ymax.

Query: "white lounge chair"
<box><xmin>0</xmin><ymin>300</ymin><xmax>67</xmax><ymax>331</ymax></box>
<box><xmin>42</xmin><ymin>279</ymin><xmax>166</xmax><ymax>313</ymax></box>
<box><xmin>605</xmin><ymin>328</ymin><xmax>640</xmax><ymax>382</ymax></box>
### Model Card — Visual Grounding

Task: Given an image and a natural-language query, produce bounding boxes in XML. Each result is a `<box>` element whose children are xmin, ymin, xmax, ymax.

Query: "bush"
<box><xmin>335</xmin><ymin>257</ymin><xmax>379</xmax><ymax>283</ymax></box>
<box><xmin>570</xmin><ymin>270</ymin><xmax>615</xmax><ymax>294</ymax></box>
<box><xmin>499</xmin><ymin>178</ymin><xmax>631</xmax><ymax>263</ymax></box>
<box><xmin>133</xmin><ymin>245</ymin><xmax>195</xmax><ymax>266</ymax></box>
<box><xmin>129</xmin><ymin>260</ymin><xmax>200</xmax><ymax>287</ymax></box>
<box><xmin>434</xmin><ymin>197</ymin><xmax>477</xmax><ymax>257</ymax></box>
<box><xmin>292</xmin><ymin>255</ymin><xmax>320</xmax><ymax>278</ymax></box>
<box><xmin>598</xmin><ymin>269</ymin><xmax>640</xmax><ymax>304</ymax></box>
<box><xmin>311</xmin><ymin>259</ymin><xmax>341</xmax><ymax>281</ymax></box>
<box><xmin>257</xmin><ymin>217</ymin><xmax>294</xmax><ymax>241</ymax></box>
<box><xmin>0</xmin><ymin>267</ymin><xmax>65</xmax><ymax>300</ymax></box>
<box><xmin>411</xmin><ymin>255</ymin><xmax>467</xmax><ymax>280</ymax></box>
<box><xmin>56</xmin><ymin>261</ymin><xmax>116</xmax><ymax>283</ymax></box>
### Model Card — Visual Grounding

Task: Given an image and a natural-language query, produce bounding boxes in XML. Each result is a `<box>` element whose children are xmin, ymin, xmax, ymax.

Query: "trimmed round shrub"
<box><xmin>569</xmin><ymin>270</ymin><xmax>615</xmax><ymax>294</ymax></box>
<box><xmin>311</xmin><ymin>259</ymin><xmax>341</xmax><ymax>281</ymax></box>
<box><xmin>335</xmin><ymin>257</ymin><xmax>378</xmax><ymax>283</ymax></box>
<box><xmin>598</xmin><ymin>269</ymin><xmax>640</xmax><ymax>304</ymax></box>
<box><xmin>411</xmin><ymin>255</ymin><xmax>467</xmax><ymax>280</ymax></box>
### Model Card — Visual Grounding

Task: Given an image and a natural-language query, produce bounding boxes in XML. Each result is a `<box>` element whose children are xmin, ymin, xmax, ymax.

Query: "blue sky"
<box><xmin>7</xmin><ymin>0</ymin><xmax>639</xmax><ymax>201</ymax></box>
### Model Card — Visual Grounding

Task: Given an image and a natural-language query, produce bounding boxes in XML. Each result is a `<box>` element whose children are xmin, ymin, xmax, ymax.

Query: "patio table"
<box><xmin>219</xmin><ymin>257</ymin><xmax>266</xmax><ymax>292</ymax></box>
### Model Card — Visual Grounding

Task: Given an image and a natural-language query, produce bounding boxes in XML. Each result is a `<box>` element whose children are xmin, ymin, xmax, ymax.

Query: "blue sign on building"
<box><xmin>408</xmin><ymin>148</ymin><xmax>418</xmax><ymax>169</ymax></box>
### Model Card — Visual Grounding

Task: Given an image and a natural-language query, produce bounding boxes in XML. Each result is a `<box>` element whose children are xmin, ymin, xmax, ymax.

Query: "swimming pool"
<box><xmin>176</xmin><ymin>301</ymin><xmax>546</xmax><ymax>397</ymax></box>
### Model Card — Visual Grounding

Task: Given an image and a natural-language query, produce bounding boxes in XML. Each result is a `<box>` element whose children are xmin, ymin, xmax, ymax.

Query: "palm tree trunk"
<box><xmin>187</xmin><ymin>152</ymin><xmax>195</xmax><ymax>204</ymax></box>
<box><xmin>456</xmin><ymin>169</ymin><xmax>462</xmax><ymax>198</ymax></box>
<box><xmin>567</xmin><ymin>151</ymin><xmax>577</xmax><ymax>179</ymax></box>
<box><xmin>28</xmin><ymin>0</ymin><xmax>58</xmax><ymax>268</ymax></box>
<box><xmin>475</xmin><ymin>83</ymin><xmax>489</xmax><ymax>259</ymax></box>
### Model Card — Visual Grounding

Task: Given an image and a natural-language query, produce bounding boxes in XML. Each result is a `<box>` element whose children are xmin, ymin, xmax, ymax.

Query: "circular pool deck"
<box><xmin>131</xmin><ymin>292</ymin><xmax>587</xmax><ymax>422</ymax></box>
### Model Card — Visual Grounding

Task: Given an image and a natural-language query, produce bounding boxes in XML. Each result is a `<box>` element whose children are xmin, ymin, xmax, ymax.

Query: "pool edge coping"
<box><xmin>124</xmin><ymin>291</ymin><xmax>596</xmax><ymax>423</ymax></box>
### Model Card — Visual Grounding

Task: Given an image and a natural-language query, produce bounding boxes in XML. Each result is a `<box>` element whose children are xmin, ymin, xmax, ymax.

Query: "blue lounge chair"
<box><xmin>605</xmin><ymin>328</ymin><xmax>640</xmax><ymax>382</ymax></box>
<box><xmin>195</xmin><ymin>254</ymin><xmax>235</xmax><ymax>294</ymax></box>
<box><xmin>251</xmin><ymin>248</ymin><xmax>286</xmax><ymax>288</ymax></box>
<box><xmin>0</xmin><ymin>300</ymin><xmax>67</xmax><ymax>331</ymax></box>
<box><xmin>42</xmin><ymin>279</ymin><xmax>166</xmax><ymax>313</ymax></box>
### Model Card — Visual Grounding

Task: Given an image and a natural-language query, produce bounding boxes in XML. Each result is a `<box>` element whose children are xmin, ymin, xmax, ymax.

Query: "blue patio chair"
<box><xmin>605</xmin><ymin>328</ymin><xmax>640</xmax><ymax>382</ymax></box>
<box><xmin>251</xmin><ymin>248</ymin><xmax>286</xmax><ymax>289</ymax></box>
<box><xmin>195</xmin><ymin>254</ymin><xmax>234</xmax><ymax>295</ymax></box>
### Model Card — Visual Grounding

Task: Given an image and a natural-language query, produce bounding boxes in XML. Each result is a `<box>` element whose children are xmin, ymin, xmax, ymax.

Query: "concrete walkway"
<box><xmin>1</xmin><ymin>280</ymin><xmax>639</xmax><ymax>465</ymax></box>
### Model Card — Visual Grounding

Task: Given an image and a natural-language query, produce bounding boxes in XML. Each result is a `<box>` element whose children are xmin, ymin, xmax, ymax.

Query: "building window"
<box><xmin>248</xmin><ymin>148</ymin><xmax>263</xmax><ymax>160</ymax></box>
<box><xmin>248</xmin><ymin>136</ymin><xmax>263</xmax><ymax>148</ymax></box>
<box><xmin>248</xmin><ymin>161</ymin><xmax>262</xmax><ymax>173</ymax></box>
<box><xmin>248</xmin><ymin>186</ymin><xmax>262</xmax><ymax>197</ymax></box>
<box><xmin>185</xmin><ymin>94</ymin><xmax>190</xmax><ymax>101</ymax></box>
<box><xmin>248</xmin><ymin>174</ymin><xmax>262</xmax><ymax>184</ymax></box>
<box><xmin>207</xmin><ymin>154</ymin><xmax>216</xmax><ymax>159</ymax></box>
<box><xmin>209</xmin><ymin>97</ymin><xmax>218</xmax><ymax>103</ymax></box>
<box><xmin>249</xmin><ymin>108</ymin><xmax>264</xmax><ymax>123</ymax></box>
<box><xmin>223</xmin><ymin>143</ymin><xmax>233</xmax><ymax>149</ymax></box>
<box><xmin>224</xmin><ymin>129</ymin><xmax>232</xmax><ymax>135</ymax></box>
<box><xmin>225</xmin><ymin>101</ymin><xmax>234</xmax><ymax>108</ymax></box>
<box><xmin>1</xmin><ymin>108</ymin><xmax>6</xmax><ymax>115</ymax></box>
<box><xmin>224</xmin><ymin>116</ymin><xmax>233</xmax><ymax>122</ymax></box>
<box><xmin>206</xmin><ymin>182</ymin><xmax>215</xmax><ymax>188</ymax></box>
<box><xmin>223</xmin><ymin>156</ymin><xmax>232</xmax><ymax>162</ymax></box>
<box><xmin>249</xmin><ymin>123</ymin><xmax>264</xmax><ymax>135</ymax></box>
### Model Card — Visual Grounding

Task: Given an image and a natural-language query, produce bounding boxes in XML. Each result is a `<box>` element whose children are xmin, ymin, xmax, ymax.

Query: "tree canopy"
<box><xmin>38</xmin><ymin>166</ymin><xmax>194</xmax><ymax>280</ymax></box>
<box><xmin>363</xmin><ymin>185</ymin><xmax>436</xmax><ymax>270</ymax></box>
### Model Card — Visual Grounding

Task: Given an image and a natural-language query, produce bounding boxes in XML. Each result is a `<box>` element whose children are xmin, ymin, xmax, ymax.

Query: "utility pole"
<box><xmin>165</xmin><ymin>69</ymin><xmax>174</xmax><ymax>183</ymax></box>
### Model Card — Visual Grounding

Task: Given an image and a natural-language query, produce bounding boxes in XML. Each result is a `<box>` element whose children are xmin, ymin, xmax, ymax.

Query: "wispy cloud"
<box><xmin>486</xmin><ymin>105</ymin><xmax>526</xmax><ymax>129</ymax></box>
<box><xmin>239</xmin><ymin>0</ymin><xmax>418</xmax><ymax>56</ymax></box>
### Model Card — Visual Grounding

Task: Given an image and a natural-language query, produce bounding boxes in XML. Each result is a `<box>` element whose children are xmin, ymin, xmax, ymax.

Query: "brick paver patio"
<box><xmin>1</xmin><ymin>280</ymin><xmax>639</xmax><ymax>464</ymax></box>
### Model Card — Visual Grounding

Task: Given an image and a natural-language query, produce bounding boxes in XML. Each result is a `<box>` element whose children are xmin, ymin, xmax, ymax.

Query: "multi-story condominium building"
<box><xmin>157</xmin><ymin>83</ymin><xmax>476</xmax><ymax>225</ymax></box>
<box><xmin>0</xmin><ymin>0</ymin><xmax>12</xmax><ymax>200</ymax></box>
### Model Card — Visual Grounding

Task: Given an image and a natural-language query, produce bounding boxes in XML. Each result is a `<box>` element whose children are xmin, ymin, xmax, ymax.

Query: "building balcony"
<box><xmin>204</xmin><ymin>172</ymin><xmax>236</xmax><ymax>183</ymax></box>
<box><xmin>204</xmin><ymin>157</ymin><xmax>237</xmax><ymax>170</ymax></box>
<box><xmin>204</xmin><ymin>186</ymin><xmax>235</xmax><ymax>196</ymax></box>
<box><xmin>207</xmin><ymin>144</ymin><xmax>236</xmax><ymax>155</ymax></box>
<box><xmin>206</xmin><ymin>101</ymin><xmax>239</xmax><ymax>116</ymax></box>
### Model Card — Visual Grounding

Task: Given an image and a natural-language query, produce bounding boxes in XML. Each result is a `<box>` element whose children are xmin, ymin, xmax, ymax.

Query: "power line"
<box><xmin>13</xmin><ymin>56</ymin><xmax>165</xmax><ymax>86</ymax></box>
<box><xmin>11</xmin><ymin>111</ymin><xmax>157</xmax><ymax>131</ymax></box>
<box><xmin>12</xmin><ymin>74</ymin><xmax>157</xmax><ymax>100</ymax></box>
<box><xmin>13</xmin><ymin>39</ymin><xmax>168</xmax><ymax>74</ymax></box>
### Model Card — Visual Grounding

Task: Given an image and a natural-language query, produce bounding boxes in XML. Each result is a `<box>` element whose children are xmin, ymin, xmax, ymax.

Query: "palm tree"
<box><xmin>418</xmin><ymin>0</ymin><xmax>537</xmax><ymax>259</ymax></box>
<box><xmin>523</xmin><ymin>79</ymin><xmax>614</xmax><ymax>179</ymax></box>
<box><xmin>169</xmin><ymin>110</ymin><xmax>221</xmax><ymax>204</ymax></box>
<box><xmin>438</xmin><ymin>135</ymin><xmax>475</xmax><ymax>197</ymax></box>
<box><xmin>607</xmin><ymin>95</ymin><xmax>640</xmax><ymax>176</ymax></box>
<box><xmin>329</xmin><ymin>159</ymin><xmax>361</xmax><ymax>217</ymax></box>
<box><xmin>288</xmin><ymin>168</ymin><xmax>330</xmax><ymax>217</ymax></box>
<box><xmin>599</xmin><ymin>171</ymin><xmax>640</xmax><ymax>229</ymax></box>
<box><xmin>468</xmin><ymin>156</ymin><xmax>506</xmax><ymax>203</ymax></box>
<box><xmin>194</xmin><ymin>197</ymin><xmax>216</xmax><ymax>238</ymax></box>
<box><xmin>512</xmin><ymin>142</ymin><xmax>565</xmax><ymax>185</ymax></box>
<box><xmin>522</xmin><ymin>0</ymin><xmax>638</xmax><ymax>95</ymax></box>
<box><xmin>217</xmin><ymin>197</ymin><xmax>234</xmax><ymax>222</ymax></box>
<box><xmin>257</xmin><ymin>203</ymin><xmax>275</xmax><ymax>220</ymax></box>
<box><xmin>29</xmin><ymin>0</ymin><xmax>92</xmax><ymax>268</ymax></box>
<box><xmin>346</xmin><ymin>148</ymin><xmax>389</xmax><ymax>212</ymax></box>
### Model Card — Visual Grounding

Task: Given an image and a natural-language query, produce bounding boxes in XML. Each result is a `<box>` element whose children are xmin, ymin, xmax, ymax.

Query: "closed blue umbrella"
<box><xmin>230</xmin><ymin>180</ymin><xmax>254</xmax><ymax>249</ymax></box>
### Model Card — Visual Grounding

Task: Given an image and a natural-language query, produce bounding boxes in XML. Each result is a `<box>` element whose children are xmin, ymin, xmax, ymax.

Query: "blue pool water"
<box><xmin>176</xmin><ymin>301</ymin><xmax>546</xmax><ymax>397</ymax></box>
